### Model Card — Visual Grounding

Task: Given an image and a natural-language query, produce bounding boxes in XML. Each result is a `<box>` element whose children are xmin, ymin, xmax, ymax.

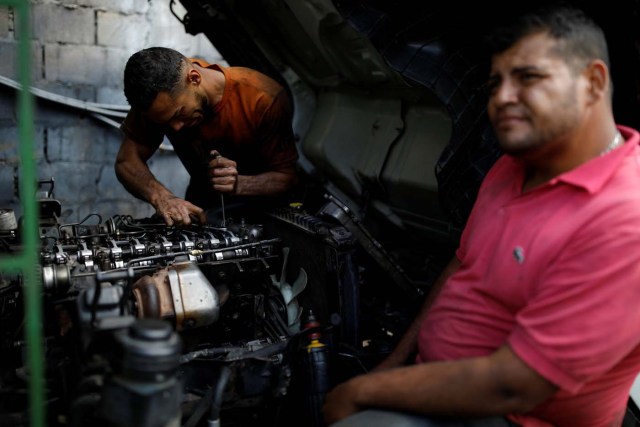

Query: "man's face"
<box><xmin>146</xmin><ymin>84</ymin><xmax>211</xmax><ymax>132</ymax></box>
<box><xmin>486</xmin><ymin>31</ymin><xmax>589</xmax><ymax>158</ymax></box>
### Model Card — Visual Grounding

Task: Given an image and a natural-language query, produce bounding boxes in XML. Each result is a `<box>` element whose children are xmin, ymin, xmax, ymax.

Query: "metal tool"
<box><xmin>209</xmin><ymin>151</ymin><xmax>226</xmax><ymax>228</ymax></box>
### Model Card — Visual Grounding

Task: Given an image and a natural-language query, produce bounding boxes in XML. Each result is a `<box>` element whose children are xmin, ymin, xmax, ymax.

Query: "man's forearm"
<box><xmin>356</xmin><ymin>350</ymin><xmax>547</xmax><ymax>414</ymax></box>
<box><xmin>235</xmin><ymin>170</ymin><xmax>297</xmax><ymax>196</ymax></box>
<box><xmin>115</xmin><ymin>159</ymin><xmax>174</xmax><ymax>206</ymax></box>
<box><xmin>324</xmin><ymin>346</ymin><xmax>557</xmax><ymax>424</ymax></box>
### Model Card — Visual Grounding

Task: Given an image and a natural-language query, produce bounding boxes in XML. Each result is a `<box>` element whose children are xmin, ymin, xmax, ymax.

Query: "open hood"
<box><xmin>174</xmin><ymin>0</ymin><xmax>640</xmax><ymax>280</ymax></box>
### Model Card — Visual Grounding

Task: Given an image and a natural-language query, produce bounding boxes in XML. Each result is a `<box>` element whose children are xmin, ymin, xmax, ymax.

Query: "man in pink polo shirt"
<box><xmin>323</xmin><ymin>5</ymin><xmax>640</xmax><ymax>427</ymax></box>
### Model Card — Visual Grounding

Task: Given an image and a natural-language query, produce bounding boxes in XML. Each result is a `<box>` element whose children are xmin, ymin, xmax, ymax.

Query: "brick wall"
<box><xmin>0</xmin><ymin>0</ymin><xmax>223</xmax><ymax>222</ymax></box>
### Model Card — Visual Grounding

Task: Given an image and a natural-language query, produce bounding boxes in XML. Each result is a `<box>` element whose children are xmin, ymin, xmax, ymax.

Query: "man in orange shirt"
<box><xmin>115</xmin><ymin>47</ymin><xmax>298</xmax><ymax>226</ymax></box>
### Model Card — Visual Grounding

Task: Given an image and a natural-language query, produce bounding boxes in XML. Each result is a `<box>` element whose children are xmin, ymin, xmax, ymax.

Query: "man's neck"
<box><xmin>200</xmin><ymin>65</ymin><xmax>226</xmax><ymax>107</ymax></box>
<box><xmin>520</xmin><ymin>124</ymin><xmax>619</xmax><ymax>193</ymax></box>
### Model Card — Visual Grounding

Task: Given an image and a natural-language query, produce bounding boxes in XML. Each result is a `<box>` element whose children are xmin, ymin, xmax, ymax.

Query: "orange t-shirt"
<box><xmin>121</xmin><ymin>59</ymin><xmax>298</xmax><ymax>209</ymax></box>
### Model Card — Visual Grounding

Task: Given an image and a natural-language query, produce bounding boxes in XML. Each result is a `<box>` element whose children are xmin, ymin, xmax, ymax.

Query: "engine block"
<box><xmin>0</xmin><ymin>195</ymin><xmax>409</xmax><ymax>427</ymax></box>
<box><xmin>0</xmin><ymin>210</ymin><xmax>311</xmax><ymax>426</ymax></box>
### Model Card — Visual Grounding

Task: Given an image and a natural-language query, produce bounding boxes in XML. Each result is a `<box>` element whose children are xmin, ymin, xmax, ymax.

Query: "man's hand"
<box><xmin>154</xmin><ymin>195</ymin><xmax>206</xmax><ymax>226</ymax></box>
<box><xmin>323</xmin><ymin>376</ymin><xmax>364</xmax><ymax>425</ymax></box>
<box><xmin>208</xmin><ymin>150</ymin><xmax>238</xmax><ymax>194</ymax></box>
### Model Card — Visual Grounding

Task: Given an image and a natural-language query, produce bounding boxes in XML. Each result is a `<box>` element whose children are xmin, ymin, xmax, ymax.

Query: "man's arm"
<box><xmin>323</xmin><ymin>345</ymin><xmax>558</xmax><ymax>424</ymax></box>
<box><xmin>207</xmin><ymin>151</ymin><xmax>297</xmax><ymax>196</ymax></box>
<box><xmin>235</xmin><ymin>168</ymin><xmax>297</xmax><ymax>196</ymax></box>
<box><xmin>205</xmin><ymin>86</ymin><xmax>298</xmax><ymax>197</ymax></box>
<box><xmin>374</xmin><ymin>256</ymin><xmax>461</xmax><ymax>371</ymax></box>
<box><xmin>115</xmin><ymin>136</ymin><xmax>206</xmax><ymax>226</ymax></box>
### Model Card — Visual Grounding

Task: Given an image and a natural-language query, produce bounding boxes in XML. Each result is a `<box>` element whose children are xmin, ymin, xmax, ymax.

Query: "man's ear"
<box><xmin>585</xmin><ymin>59</ymin><xmax>609</xmax><ymax>103</ymax></box>
<box><xmin>187</xmin><ymin>68</ymin><xmax>202</xmax><ymax>86</ymax></box>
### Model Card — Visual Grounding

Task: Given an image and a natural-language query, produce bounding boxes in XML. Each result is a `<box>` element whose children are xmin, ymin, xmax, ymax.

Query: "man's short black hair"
<box><xmin>486</xmin><ymin>4</ymin><xmax>610</xmax><ymax>73</ymax></box>
<box><xmin>123</xmin><ymin>47</ymin><xmax>187</xmax><ymax>111</ymax></box>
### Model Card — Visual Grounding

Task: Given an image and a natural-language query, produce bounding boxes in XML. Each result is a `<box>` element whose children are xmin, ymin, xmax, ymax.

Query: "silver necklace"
<box><xmin>600</xmin><ymin>131</ymin><xmax>623</xmax><ymax>156</ymax></box>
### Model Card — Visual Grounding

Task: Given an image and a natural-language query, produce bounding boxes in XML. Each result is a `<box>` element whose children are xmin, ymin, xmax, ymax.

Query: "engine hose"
<box><xmin>181</xmin><ymin>365</ymin><xmax>231</xmax><ymax>427</ymax></box>
<box><xmin>182</xmin><ymin>387</ymin><xmax>214</xmax><ymax>427</ymax></box>
<box><xmin>208</xmin><ymin>365</ymin><xmax>232</xmax><ymax>426</ymax></box>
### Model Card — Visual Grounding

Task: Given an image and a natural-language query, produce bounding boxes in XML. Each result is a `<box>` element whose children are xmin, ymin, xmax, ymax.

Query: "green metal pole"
<box><xmin>16</xmin><ymin>0</ymin><xmax>44</xmax><ymax>422</ymax></box>
<box><xmin>0</xmin><ymin>1</ymin><xmax>44</xmax><ymax>426</ymax></box>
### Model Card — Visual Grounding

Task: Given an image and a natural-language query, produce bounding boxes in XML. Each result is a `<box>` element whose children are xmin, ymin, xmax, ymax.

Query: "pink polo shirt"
<box><xmin>418</xmin><ymin>126</ymin><xmax>640</xmax><ymax>427</ymax></box>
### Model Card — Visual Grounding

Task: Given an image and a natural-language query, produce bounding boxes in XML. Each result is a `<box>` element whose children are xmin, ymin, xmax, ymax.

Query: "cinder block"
<box><xmin>97</xmin><ymin>11</ymin><xmax>147</xmax><ymax>50</ymax></box>
<box><xmin>98</xmin><ymin>136</ymin><xmax>189</xmax><ymax>203</ymax></box>
<box><xmin>30</xmin><ymin>126</ymin><xmax>46</xmax><ymax>163</ymax></box>
<box><xmin>31</xmin><ymin>3</ymin><xmax>94</xmax><ymax>45</ymax></box>
<box><xmin>94</xmin><ymin>163</ymin><xmax>122</xmax><ymax>200</ymax></box>
<box><xmin>34</xmin><ymin>80</ymin><xmax>97</xmax><ymax>102</ymax></box>
<box><xmin>38</xmin><ymin>161</ymin><xmax>101</xmax><ymax>206</ymax></box>
<box><xmin>31</xmin><ymin>82</ymin><xmax>99</xmax><ymax>129</ymax></box>
<box><xmin>25</xmin><ymin>126</ymin><xmax>45</xmax><ymax>164</ymax></box>
<box><xmin>34</xmin><ymin>106</ymin><xmax>88</xmax><ymax>131</ymax></box>
<box><xmin>0</xmin><ymin>7</ymin><xmax>11</xmax><ymax>40</ymax></box>
<box><xmin>96</xmin><ymin>86</ymin><xmax>128</xmax><ymax>106</ymax></box>
<box><xmin>44</xmin><ymin>44</ymin><xmax>107</xmax><ymax>84</ymax></box>
<box><xmin>103</xmin><ymin>47</ymin><xmax>131</xmax><ymax>87</ymax></box>
<box><xmin>90</xmin><ymin>118</ymin><xmax>124</xmax><ymax>159</ymax></box>
<box><xmin>145</xmin><ymin>4</ymin><xmax>220</xmax><ymax>60</ymax></box>
<box><xmin>30</xmin><ymin>42</ymin><xmax>45</xmax><ymax>83</ymax></box>
<box><xmin>34</xmin><ymin>160</ymin><xmax>54</xmax><ymax>181</ymax></box>
<box><xmin>104</xmin><ymin>130</ymin><xmax>124</xmax><ymax>162</ymax></box>
<box><xmin>0</xmin><ymin>126</ymin><xmax>19</xmax><ymax>163</ymax></box>
<box><xmin>81</xmin><ymin>125</ymin><xmax>114</xmax><ymax>162</ymax></box>
<box><xmin>148</xmin><ymin>150</ymin><xmax>190</xmax><ymax>198</ymax></box>
<box><xmin>46</xmin><ymin>125</ymin><xmax>108</xmax><ymax>163</ymax></box>
<box><xmin>94</xmin><ymin>163</ymin><xmax>156</xmax><ymax>215</ymax></box>
<box><xmin>145</xmin><ymin>8</ymin><xmax>185</xmax><ymax>48</ymax></box>
<box><xmin>0</xmin><ymin>124</ymin><xmax>43</xmax><ymax>164</ymax></box>
<box><xmin>0</xmin><ymin>40</ymin><xmax>44</xmax><ymax>83</ymax></box>
<box><xmin>73</xmin><ymin>0</ymin><xmax>150</xmax><ymax>15</ymax></box>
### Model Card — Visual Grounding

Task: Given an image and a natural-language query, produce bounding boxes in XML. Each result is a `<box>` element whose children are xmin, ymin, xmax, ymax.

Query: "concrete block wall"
<box><xmin>0</xmin><ymin>0</ymin><xmax>224</xmax><ymax>223</ymax></box>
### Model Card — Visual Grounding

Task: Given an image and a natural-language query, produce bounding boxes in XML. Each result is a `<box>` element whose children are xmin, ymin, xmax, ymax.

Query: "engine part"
<box><xmin>97</xmin><ymin>318</ymin><xmax>183</xmax><ymax>427</ymax></box>
<box><xmin>302</xmin><ymin>311</ymin><xmax>330</xmax><ymax>427</ymax></box>
<box><xmin>0</xmin><ymin>210</ymin><xmax>295</xmax><ymax>426</ymax></box>
<box><xmin>132</xmin><ymin>259</ymin><xmax>220</xmax><ymax>330</ymax></box>
<box><xmin>0</xmin><ymin>201</ymin><xmax>409</xmax><ymax>427</ymax></box>
<box><xmin>0</xmin><ymin>209</ymin><xmax>17</xmax><ymax>230</ymax></box>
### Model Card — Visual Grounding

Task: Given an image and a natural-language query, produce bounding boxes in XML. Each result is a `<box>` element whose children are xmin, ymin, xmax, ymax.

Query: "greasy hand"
<box><xmin>208</xmin><ymin>150</ymin><xmax>238</xmax><ymax>194</ymax></box>
<box><xmin>154</xmin><ymin>196</ymin><xmax>206</xmax><ymax>226</ymax></box>
<box><xmin>322</xmin><ymin>377</ymin><xmax>363</xmax><ymax>425</ymax></box>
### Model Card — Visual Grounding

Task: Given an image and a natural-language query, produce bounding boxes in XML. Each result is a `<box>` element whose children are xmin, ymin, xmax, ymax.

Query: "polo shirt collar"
<box><xmin>549</xmin><ymin>125</ymin><xmax>639</xmax><ymax>194</ymax></box>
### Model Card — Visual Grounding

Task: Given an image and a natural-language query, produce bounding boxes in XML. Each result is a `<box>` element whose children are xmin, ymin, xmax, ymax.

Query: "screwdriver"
<box><xmin>209</xmin><ymin>151</ymin><xmax>226</xmax><ymax>228</ymax></box>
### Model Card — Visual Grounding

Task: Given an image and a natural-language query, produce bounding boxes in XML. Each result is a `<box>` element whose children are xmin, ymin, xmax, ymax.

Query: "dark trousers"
<box><xmin>330</xmin><ymin>410</ymin><xmax>519</xmax><ymax>427</ymax></box>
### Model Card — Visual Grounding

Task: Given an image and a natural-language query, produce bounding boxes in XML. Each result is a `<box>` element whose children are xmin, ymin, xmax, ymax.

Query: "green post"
<box><xmin>0</xmin><ymin>1</ymin><xmax>45</xmax><ymax>426</ymax></box>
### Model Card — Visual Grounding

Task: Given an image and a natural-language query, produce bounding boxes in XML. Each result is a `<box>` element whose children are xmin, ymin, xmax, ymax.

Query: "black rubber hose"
<box><xmin>209</xmin><ymin>365</ymin><xmax>232</xmax><ymax>423</ymax></box>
